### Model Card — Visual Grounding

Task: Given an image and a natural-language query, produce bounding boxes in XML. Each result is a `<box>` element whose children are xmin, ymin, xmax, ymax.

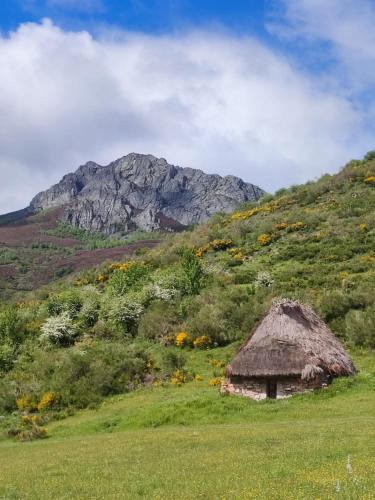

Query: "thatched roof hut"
<box><xmin>222</xmin><ymin>299</ymin><xmax>356</xmax><ymax>400</ymax></box>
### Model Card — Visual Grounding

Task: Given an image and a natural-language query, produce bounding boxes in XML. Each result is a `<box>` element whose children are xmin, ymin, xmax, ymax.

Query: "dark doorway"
<box><xmin>266</xmin><ymin>380</ymin><xmax>277</xmax><ymax>399</ymax></box>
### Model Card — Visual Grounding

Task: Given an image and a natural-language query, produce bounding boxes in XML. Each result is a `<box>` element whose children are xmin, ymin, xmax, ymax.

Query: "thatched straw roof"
<box><xmin>227</xmin><ymin>299</ymin><xmax>356</xmax><ymax>380</ymax></box>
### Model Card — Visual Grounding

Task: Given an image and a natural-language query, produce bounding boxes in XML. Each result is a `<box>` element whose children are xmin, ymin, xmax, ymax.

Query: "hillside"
<box><xmin>0</xmin><ymin>152</ymin><xmax>374</xmax><ymax>498</ymax></box>
<box><xmin>0</xmin><ymin>207</ymin><xmax>160</xmax><ymax>298</ymax></box>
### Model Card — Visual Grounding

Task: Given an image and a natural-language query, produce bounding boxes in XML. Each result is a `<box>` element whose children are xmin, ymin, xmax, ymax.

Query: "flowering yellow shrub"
<box><xmin>16</xmin><ymin>395</ymin><xmax>37</xmax><ymax>412</ymax></box>
<box><xmin>21</xmin><ymin>415</ymin><xmax>45</xmax><ymax>427</ymax></box>
<box><xmin>193</xmin><ymin>335</ymin><xmax>211</xmax><ymax>348</ymax></box>
<box><xmin>194</xmin><ymin>374</ymin><xmax>203</xmax><ymax>382</ymax></box>
<box><xmin>195</xmin><ymin>239</ymin><xmax>233</xmax><ymax>258</ymax></box>
<box><xmin>290</xmin><ymin>221</ymin><xmax>306</xmax><ymax>231</ymax></box>
<box><xmin>359</xmin><ymin>223</ymin><xmax>368</xmax><ymax>232</ymax></box>
<box><xmin>195</xmin><ymin>243</ymin><xmax>211</xmax><ymax>258</ymax></box>
<box><xmin>96</xmin><ymin>274</ymin><xmax>106</xmax><ymax>283</ymax></box>
<box><xmin>175</xmin><ymin>331</ymin><xmax>192</xmax><ymax>347</ymax></box>
<box><xmin>257</xmin><ymin>233</ymin><xmax>271</xmax><ymax>246</ymax></box>
<box><xmin>208</xmin><ymin>358</ymin><xmax>225</xmax><ymax>368</ymax></box>
<box><xmin>37</xmin><ymin>391</ymin><xmax>57</xmax><ymax>411</ymax></box>
<box><xmin>171</xmin><ymin>369</ymin><xmax>187</xmax><ymax>385</ymax></box>
<box><xmin>209</xmin><ymin>239</ymin><xmax>233</xmax><ymax>250</ymax></box>
<box><xmin>74</xmin><ymin>277</ymin><xmax>89</xmax><ymax>287</ymax></box>
<box><xmin>209</xmin><ymin>377</ymin><xmax>223</xmax><ymax>386</ymax></box>
<box><xmin>364</xmin><ymin>176</ymin><xmax>375</xmax><ymax>184</ymax></box>
<box><xmin>230</xmin><ymin>197</ymin><xmax>292</xmax><ymax>222</ymax></box>
<box><xmin>361</xmin><ymin>254</ymin><xmax>375</xmax><ymax>262</ymax></box>
<box><xmin>231</xmin><ymin>207</ymin><xmax>261</xmax><ymax>221</ymax></box>
<box><xmin>275</xmin><ymin>222</ymin><xmax>288</xmax><ymax>230</ymax></box>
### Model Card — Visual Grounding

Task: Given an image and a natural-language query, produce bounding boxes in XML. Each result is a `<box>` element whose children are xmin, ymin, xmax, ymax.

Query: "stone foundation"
<box><xmin>221</xmin><ymin>375</ymin><xmax>328</xmax><ymax>400</ymax></box>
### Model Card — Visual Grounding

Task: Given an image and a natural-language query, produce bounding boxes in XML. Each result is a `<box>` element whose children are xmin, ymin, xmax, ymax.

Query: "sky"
<box><xmin>0</xmin><ymin>0</ymin><xmax>375</xmax><ymax>213</ymax></box>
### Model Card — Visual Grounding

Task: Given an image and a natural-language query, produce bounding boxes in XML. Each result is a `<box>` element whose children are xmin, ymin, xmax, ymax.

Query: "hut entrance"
<box><xmin>266</xmin><ymin>380</ymin><xmax>277</xmax><ymax>399</ymax></box>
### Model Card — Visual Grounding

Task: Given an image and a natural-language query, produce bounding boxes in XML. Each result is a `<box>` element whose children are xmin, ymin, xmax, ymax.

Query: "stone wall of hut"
<box><xmin>221</xmin><ymin>375</ymin><xmax>328</xmax><ymax>400</ymax></box>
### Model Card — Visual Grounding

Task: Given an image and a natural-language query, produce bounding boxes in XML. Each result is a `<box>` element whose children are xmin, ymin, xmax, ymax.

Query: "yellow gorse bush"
<box><xmin>171</xmin><ymin>369</ymin><xmax>187</xmax><ymax>385</ymax></box>
<box><xmin>193</xmin><ymin>335</ymin><xmax>211</xmax><ymax>348</ymax></box>
<box><xmin>290</xmin><ymin>221</ymin><xmax>306</xmax><ymax>231</ymax></box>
<box><xmin>16</xmin><ymin>395</ymin><xmax>37</xmax><ymax>412</ymax></box>
<box><xmin>109</xmin><ymin>261</ymin><xmax>139</xmax><ymax>272</ymax></box>
<box><xmin>275</xmin><ymin>222</ymin><xmax>288</xmax><ymax>230</ymax></box>
<box><xmin>364</xmin><ymin>176</ymin><xmax>375</xmax><ymax>184</ymax></box>
<box><xmin>195</xmin><ymin>239</ymin><xmax>233</xmax><ymax>258</ymax></box>
<box><xmin>230</xmin><ymin>197</ymin><xmax>293</xmax><ymax>222</ymax></box>
<box><xmin>233</xmin><ymin>252</ymin><xmax>244</xmax><ymax>261</ymax></box>
<box><xmin>231</xmin><ymin>206</ymin><xmax>261</xmax><ymax>221</ymax></box>
<box><xmin>21</xmin><ymin>415</ymin><xmax>45</xmax><ymax>427</ymax></box>
<box><xmin>257</xmin><ymin>233</ymin><xmax>271</xmax><ymax>246</ymax></box>
<box><xmin>208</xmin><ymin>358</ymin><xmax>225</xmax><ymax>368</ymax></box>
<box><xmin>175</xmin><ymin>331</ymin><xmax>192</xmax><ymax>347</ymax></box>
<box><xmin>37</xmin><ymin>391</ymin><xmax>57</xmax><ymax>411</ymax></box>
<box><xmin>209</xmin><ymin>377</ymin><xmax>223</xmax><ymax>386</ymax></box>
<box><xmin>359</xmin><ymin>223</ymin><xmax>368</xmax><ymax>232</ymax></box>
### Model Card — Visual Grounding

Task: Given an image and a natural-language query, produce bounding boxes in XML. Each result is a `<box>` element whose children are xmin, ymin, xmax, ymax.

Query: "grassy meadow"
<box><xmin>0</xmin><ymin>349</ymin><xmax>374</xmax><ymax>499</ymax></box>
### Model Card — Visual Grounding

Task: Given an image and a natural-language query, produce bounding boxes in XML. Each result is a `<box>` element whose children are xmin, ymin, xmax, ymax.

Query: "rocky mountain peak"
<box><xmin>30</xmin><ymin>153</ymin><xmax>265</xmax><ymax>233</ymax></box>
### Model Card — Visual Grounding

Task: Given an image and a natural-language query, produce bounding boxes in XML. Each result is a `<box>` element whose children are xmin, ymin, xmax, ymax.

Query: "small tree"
<box><xmin>109</xmin><ymin>263</ymin><xmax>149</xmax><ymax>295</ymax></box>
<box><xmin>0</xmin><ymin>306</ymin><xmax>22</xmax><ymax>344</ymax></box>
<box><xmin>178</xmin><ymin>247</ymin><xmax>204</xmax><ymax>295</ymax></box>
<box><xmin>364</xmin><ymin>150</ymin><xmax>375</xmax><ymax>162</ymax></box>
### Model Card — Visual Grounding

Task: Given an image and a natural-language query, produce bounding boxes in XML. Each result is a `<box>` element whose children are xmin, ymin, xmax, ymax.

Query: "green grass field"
<box><xmin>0</xmin><ymin>349</ymin><xmax>374</xmax><ymax>499</ymax></box>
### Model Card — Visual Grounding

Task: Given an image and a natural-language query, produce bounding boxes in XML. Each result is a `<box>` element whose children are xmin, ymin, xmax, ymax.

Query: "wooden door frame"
<box><xmin>266</xmin><ymin>379</ymin><xmax>277</xmax><ymax>399</ymax></box>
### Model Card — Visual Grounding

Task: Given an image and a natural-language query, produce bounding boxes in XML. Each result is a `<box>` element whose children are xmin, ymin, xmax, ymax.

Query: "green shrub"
<box><xmin>0</xmin><ymin>248</ymin><xmax>18</xmax><ymax>264</ymax></box>
<box><xmin>0</xmin><ymin>306</ymin><xmax>22</xmax><ymax>344</ymax></box>
<box><xmin>178</xmin><ymin>247</ymin><xmax>205</xmax><ymax>295</ymax></box>
<box><xmin>109</xmin><ymin>263</ymin><xmax>150</xmax><ymax>295</ymax></box>
<box><xmin>1</xmin><ymin>341</ymin><xmax>149</xmax><ymax>411</ymax></box>
<box><xmin>47</xmin><ymin>290</ymin><xmax>83</xmax><ymax>318</ymax></box>
<box><xmin>54</xmin><ymin>266</ymin><xmax>74</xmax><ymax>279</ymax></box>
<box><xmin>138</xmin><ymin>302</ymin><xmax>180</xmax><ymax>340</ymax></box>
<box><xmin>161</xmin><ymin>349</ymin><xmax>186</xmax><ymax>376</ymax></box>
<box><xmin>345</xmin><ymin>308</ymin><xmax>375</xmax><ymax>348</ymax></box>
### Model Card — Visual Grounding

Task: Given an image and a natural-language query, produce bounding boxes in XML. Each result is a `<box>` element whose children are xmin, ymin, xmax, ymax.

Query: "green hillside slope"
<box><xmin>0</xmin><ymin>153</ymin><xmax>374</xmax><ymax>499</ymax></box>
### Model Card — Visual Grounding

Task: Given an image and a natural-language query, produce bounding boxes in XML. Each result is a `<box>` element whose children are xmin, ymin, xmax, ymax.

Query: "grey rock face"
<box><xmin>30</xmin><ymin>153</ymin><xmax>265</xmax><ymax>233</ymax></box>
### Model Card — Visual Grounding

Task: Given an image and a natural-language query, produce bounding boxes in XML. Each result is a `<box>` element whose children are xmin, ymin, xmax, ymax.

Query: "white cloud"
<box><xmin>0</xmin><ymin>18</ymin><xmax>372</xmax><ymax>213</ymax></box>
<box><xmin>273</xmin><ymin>0</ymin><xmax>375</xmax><ymax>95</ymax></box>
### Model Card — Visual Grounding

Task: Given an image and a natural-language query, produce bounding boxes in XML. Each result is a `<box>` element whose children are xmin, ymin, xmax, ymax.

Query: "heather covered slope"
<box><xmin>0</xmin><ymin>208</ymin><xmax>160</xmax><ymax>297</ymax></box>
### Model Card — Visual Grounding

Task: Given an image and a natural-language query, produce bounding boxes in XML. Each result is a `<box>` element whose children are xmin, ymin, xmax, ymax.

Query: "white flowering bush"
<box><xmin>40</xmin><ymin>312</ymin><xmax>76</xmax><ymax>347</ymax></box>
<box><xmin>148</xmin><ymin>283</ymin><xmax>177</xmax><ymax>302</ymax></box>
<box><xmin>105</xmin><ymin>296</ymin><xmax>144</xmax><ymax>334</ymax></box>
<box><xmin>255</xmin><ymin>271</ymin><xmax>274</xmax><ymax>288</ymax></box>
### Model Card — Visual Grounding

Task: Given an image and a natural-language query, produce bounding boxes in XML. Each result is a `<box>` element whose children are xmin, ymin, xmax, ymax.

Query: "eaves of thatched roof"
<box><xmin>227</xmin><ymin>299</ymin><xmax>356</xmax><ymax>380</ymax></box>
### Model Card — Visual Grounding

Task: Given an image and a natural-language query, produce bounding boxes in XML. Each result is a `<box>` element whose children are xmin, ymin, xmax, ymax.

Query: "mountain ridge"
<box><xmin>29</xmin><ymin>153</ymin><xmax>265</xmax><ymax>234</ymax></box>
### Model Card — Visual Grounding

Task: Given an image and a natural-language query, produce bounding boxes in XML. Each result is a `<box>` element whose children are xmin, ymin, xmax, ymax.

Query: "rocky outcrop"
<box><xmin>30</xmin><ymin>153</ymin><xmax>264</xmax><ymax>233</ymax></box>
